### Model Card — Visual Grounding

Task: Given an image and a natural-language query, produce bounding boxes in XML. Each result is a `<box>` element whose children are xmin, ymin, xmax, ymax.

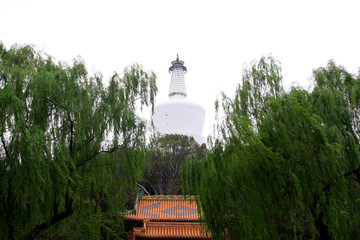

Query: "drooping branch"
<box><xmin>344</xmin><ymin>168</ymin><xmax>360</xmax><ymax>183</ymax></box>
<box><xmin>26</xmin><ymin>206</ymin><xmax>74</xmax><ymax>240</ymax></box>
<box><xmin>67</xmin><ymin>111</ymin><xmax>74</xmax><ymax>156</ymax></box>
<box><xmin>1</xmin><ymin>133</ymin><xmax>10</xmax><ymax>160</ymax></box>
<box><xmin>82</xmin><ymin>162</ymin><xmax>113</xmax><ymax>173</ymax></box>
<box><xmin>24</xmin><ymin>98</ymin><xmax>30</xmax><ymax>129</ymax></box>
<box><xmin>46</xmin><ymin>97</ymin><xmax>69</xmax><ymax>112</ymax></box>
<box><xmin>0</xmin><ymin>111</ymin><xmax>10</xmax><ymax>159</ymax></box>
<box><xmin>76</xmin><ymin>144</ymin><xmax>124</xmax><ymax>168</ymax></box>
<box><xmin>74</xmin><ymin>132</ymin><xmax>95</xmax><ymax>152</ymax></box>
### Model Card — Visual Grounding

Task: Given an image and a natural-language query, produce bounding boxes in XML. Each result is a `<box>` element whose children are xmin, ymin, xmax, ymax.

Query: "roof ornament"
<box><xmin>176</xmin><ymin>54</ymin><xmax>179</xmax><ymax>61</ymax></box>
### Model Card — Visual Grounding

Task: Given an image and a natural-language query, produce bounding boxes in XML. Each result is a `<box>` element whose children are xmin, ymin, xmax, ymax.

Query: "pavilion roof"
<box><xmin>133</xmin><ymin>221</ymin><xmax>211</xmax><ymax>239</ymax></box>
<box><xmin>124</xmin><ymin>195</ymin><xmax>200</xmax><ymax>222</ymax></box>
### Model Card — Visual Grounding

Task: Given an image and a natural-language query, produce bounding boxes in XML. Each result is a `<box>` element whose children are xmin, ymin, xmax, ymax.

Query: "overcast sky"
<box><xmin>1</xmin><ymin>0</ymin><xmax>360</xmax><ymax>138</ymax></box>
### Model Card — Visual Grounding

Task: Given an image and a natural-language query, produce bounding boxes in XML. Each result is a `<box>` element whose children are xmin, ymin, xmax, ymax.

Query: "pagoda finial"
<box><xmin>168</xmin><ymin>55</ymin><xmax>187</xmax><ymax>98</ymax></box>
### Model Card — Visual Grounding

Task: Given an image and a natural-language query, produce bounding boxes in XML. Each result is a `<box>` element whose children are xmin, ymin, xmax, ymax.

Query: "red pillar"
<box><xmin>128</xmin><ymin>230</ymin><xmax>134</xmax><ymax>240</ymax></box>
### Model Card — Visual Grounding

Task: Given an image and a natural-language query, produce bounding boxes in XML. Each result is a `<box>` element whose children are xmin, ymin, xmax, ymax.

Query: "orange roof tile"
<box><xmin>125</xmin><ymin>195</ymin><xmax>200</xmax><ymax>221</ymax></box>
<box><xmin>133</xmin><ymin>221</ymin><xmax>211</xmax><ymax>239</ymax></box>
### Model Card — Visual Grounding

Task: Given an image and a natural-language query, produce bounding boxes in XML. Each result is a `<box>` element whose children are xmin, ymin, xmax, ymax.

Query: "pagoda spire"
<box><xmin>168</xmin><ymin>55</ymin><xmax>187</xmax><ymax>98</ymax></box>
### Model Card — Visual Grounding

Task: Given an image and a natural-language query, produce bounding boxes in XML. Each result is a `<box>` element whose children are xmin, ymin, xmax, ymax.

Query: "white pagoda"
<box><xmin>152</xmin><ymin>55</ymin><xmax>206</xmax><ymax>144</ymax></box>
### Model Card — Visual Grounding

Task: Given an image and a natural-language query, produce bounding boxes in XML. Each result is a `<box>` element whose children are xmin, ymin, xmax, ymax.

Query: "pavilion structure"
<box><xmin>124</xmin><ymin>193</ymin><xmax>211</xmax><ymax>239</ymax></box>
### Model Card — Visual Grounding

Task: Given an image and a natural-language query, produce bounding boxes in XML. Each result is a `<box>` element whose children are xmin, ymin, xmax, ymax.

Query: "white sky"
<box><xmin>1</xmin><ymin>0</ymin><xmax>360</xmax><ymax>138</ymax></box>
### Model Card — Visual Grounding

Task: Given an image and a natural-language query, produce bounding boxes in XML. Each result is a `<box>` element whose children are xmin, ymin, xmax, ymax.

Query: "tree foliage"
<box><xmin>142</xmin><ymin>134</ymin><xmax>205</xmax><ymax>195</ymax></box>
<box><xmin>182</xmin><ymin>56</ymin><xmax>360</xmax><ymax>239</ymax></box>
<box><xmin>0</xmin><ymin>42</ymin><xmax>157</xmax><ymax>239</ymax></box>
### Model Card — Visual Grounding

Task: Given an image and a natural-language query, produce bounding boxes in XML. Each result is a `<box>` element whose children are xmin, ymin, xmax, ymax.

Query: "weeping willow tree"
<box><xmin>0</xmin><ymin>42</ymin><xmax>157</xmax><ymax>239</ymax></box>
<box><xmin>182</xmin><ymin>56</ymin><xmax>360</xmax><ymax>239</ymax></box>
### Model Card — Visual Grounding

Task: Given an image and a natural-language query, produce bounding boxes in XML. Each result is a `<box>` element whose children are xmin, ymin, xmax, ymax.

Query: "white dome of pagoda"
<box><xmin>152</xmin><ymin>55</ymin><xmax>206</xmax><ymax>144</ymax></box>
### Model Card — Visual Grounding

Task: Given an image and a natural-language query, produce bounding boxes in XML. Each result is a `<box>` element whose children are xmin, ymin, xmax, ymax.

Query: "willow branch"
<box><xmin>76</xmin><ymin>144</ymin><xmax>124</xmax><ymax>168</ymax></box>
<box><xmin>82</xmin><ymin>162</ymin><xmax>113</xmax><ymax>173</ymax></box>
<box><xmin>46</xmin><ymin>97</ymin><xmax>69</xmax><ymax>112</ymax></box>
<box><xmin>67</xmin><ymin>111</ymin><xmax>74</xmax><ymax>156</ymax></box>
<box><xmin>1</xmin><ymin>134</ymin><xmax>10</xmax><ymax>159</ymax></box>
